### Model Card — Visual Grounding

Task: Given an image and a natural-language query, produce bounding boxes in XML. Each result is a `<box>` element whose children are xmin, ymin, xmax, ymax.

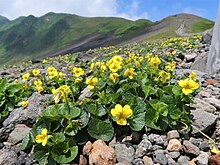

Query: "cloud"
<box><xmin>117</xmin><ymin>0</ymin><xmax>149</xmax><ymax>20</ymax></box>
<box><xmin>183</xmin><ymin>7</ymin><xmax>208</xmax><ymax>17</ymax></box>
<box><xmin>0</xmin><ymin>0</ymin><xmax>118</xmax><ymax>20</ymax></box>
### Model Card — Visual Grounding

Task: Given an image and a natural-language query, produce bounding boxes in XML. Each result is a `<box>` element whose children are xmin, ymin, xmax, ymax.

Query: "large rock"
<box><xmin>191</xmin><ymin>52</ymin><xmax>208</xmax><ymax>72</ymax></box>
<box><xmin>204</xmin><ymin>97</ymin><xmax>220</xmax><ymax>110</ymax></box>
<box><xmin>3</xmin><ymin>92</ymin><xmax>51</xmax><ymax>127</ymax></box>
<box><xmin>83</xmin><ymin>140</ymin><xmax>116</xmax><ymax>165</ymax></box>
<box><xmin>190</xmin><ymin>98</ymin><xmax>217</xmax><ymax>113</ymax></box>
<box><xmin>190</xmin><ymin>109</ymin><xmax>218</xmax><ymax>136</ymax></box>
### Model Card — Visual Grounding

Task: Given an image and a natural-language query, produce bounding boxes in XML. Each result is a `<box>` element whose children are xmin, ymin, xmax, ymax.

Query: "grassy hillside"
<box><xmin>0</xmin><ymin>16</ymin><xmax>9</xmax><ymax>25</ymax></box>
<box><xmin>0</xmin><ymin>13</ymin><xmax>214</xmax><ymax>67</ymax></box>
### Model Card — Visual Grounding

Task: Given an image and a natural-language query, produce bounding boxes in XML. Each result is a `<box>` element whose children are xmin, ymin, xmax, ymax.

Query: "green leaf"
<box><xmin>51</xmin><ymin>133</ymin><xmax>65</xmax><ymax>144</ymax></box>
<box><xmin>149</xmin><ymin>99</ymin><xmax>168</xmax><ymax>116</ymax></box>
<box><xmin>51</xmin><ymin>142</ymin><xmax>78</xmax><ymax>163</ymax></box>
<box><xmin>145</xmin><ymin>108</ymin><xmax>160</xmax><ymax>130</ymax></box>
<box><xmin>34</xmin><ymin>145</ymin><xmax>50</xmax><ymax>165</ymax></box>
<box><xmin>129</xmin><ymin>112</ymin><xmax>145</xmax><ymax>131</ymax></box>
<box><xmin>142</xmin><ymin>85</ymin><xmax>157</xmax><ymax>98</ymax></box>
<box><xmin>168</xmin><ymin>105</ymin><xmax>182</xmax><ymax>120</ymax></box>
<box><xmin>79</xmin><ymin>110</ymin><xmax>90</xmax><ymax>128</ymax></box>
<box><xmin>87</xmin><ymin>118</ymin><xmax>114</xmax><ymax>141</ymax></box>
<box><xmin>64</xmin><ymin>122</ymin><xmax>78</xmax><ymax>136</ymax></box>
<box><xmin>172</xmin><ymin>85</ymin><xmax>182</xmax><ymax>96</ymax></box>
<box><xmin>85</xmin><ymin>103</ymin><xmax>106</xmax><ymax>117</ymax></box>
<box><xmin>131</xmin><ymin>97</ymin><xmax>146</xmax><ymax>115</ymax></box>
<box><xmin>97</xmin><ymin>79</ymin><xmax>106</xmax><ymax>90</ymax></box>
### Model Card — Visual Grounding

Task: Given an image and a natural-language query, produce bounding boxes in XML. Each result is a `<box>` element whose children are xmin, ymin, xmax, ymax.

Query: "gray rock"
<box><xmin>184</xmin><ymin>52</ymin><xmax>197</xmax><ymax>61</ymax></box>
<box><xmin>153</xmin><ymin>150</ymin><xmax>168</xmax><ymax>165</ymax></box>
<box><xmin>135</xmin><ymin>135</ymin><xmax>152</xmax><ymax>158</ymax></box>
<box><xmin>167</xmin><ymin>130</ymin><xmax>180</xmax><ymax>140</ymax></box>
<box><xmin>204</xmin><ymin>97</ymin><xmax>220</xmax><ymax>110</ymax></box>
<box><xmin>3</xmin><ymin>92</ymin><xmax>50</xmax><ymax>127</ymax></box>
<box><xmin>0</xmin><ymin>148</ymin><xmax>18</xmax><ymax>165</ymax></box>
<box><xmin>198</xmin><ymin>141</ymin><xmax>210</xmax><ymax>152</ymax></box>
<box><xmin>79</xmin><ymin>87</ymin><xmax>92</xmax><ymax>100</ymax></box>
<box><xmin>115</xmin><ymin>143</ymin><xmax>135</xmax><ymax>163</ymax></box>
<box><xmin>190</xmin><ymin>98</ymin><xmax>217</xmax><ymax>113</ymax></box>
<box><xmin>190</xmin><ymin>109</ymin><xmax>218</xmax><ymax>136</ymax></box>
<box><xmin>169</xmin><ymin>152</ymin><xmax>181</xmax><ymax>159</ymax></box>
<box><xmin>148</xmin><ymin>134</ymin><xmax>166</xmax><ymax>146</ymax></box>
<box><xmin>183</xmin><ymin>140</ymin><xmax>200</xmax><ymax>157</ymax></box>
<box><xmin>132</xmin><ymin>158</ymin><xmax>145</xmax><ymax>165</ymax></box>
<box><xmin>166</xmin><ymin>154</ymin><xmax>177</xmax><ymax>165</ymax></box>
<box><xmin>189</xmin><ymin>137</ymin><xmax>202</xmax><ymax>147</ymax></box>
<box><xmin>143</xmin><ymin>156</ymin><xmax>154</xmax><ymax>165</ymax></box>
<box><xmin>8</xmin><ymin>124</ymin><xmax>31</xmax><ymax>144</ymax></box>
<box><xmin>195</xmin><ymin>151</ymin><xmax>209</xmax><ymax>165</ymax></box>
<box><xmin>177</xmin><ymin>156</ymin><xmax>190</xmax><ymax>165</ymax></box>
<box><xmin>191</xmin><ymin>52</ymin><xmax>208</xmax><ymax>72</ymax></box>
<box><xmin>175</xmin><ymin>69</ymin><xmax>206</xmax><ymax>82</ymax></box>
<box><xmin>0</xmin><ymin>124</ymin><xmax>14</xmax><ymax>141</ymax></box>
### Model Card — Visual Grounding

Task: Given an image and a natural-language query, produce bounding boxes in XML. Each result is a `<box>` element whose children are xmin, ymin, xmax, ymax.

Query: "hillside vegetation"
<box><xmin>0</xmin><ymin>12</ymin><xmax>214</xmax><ymax>66</ymax></box>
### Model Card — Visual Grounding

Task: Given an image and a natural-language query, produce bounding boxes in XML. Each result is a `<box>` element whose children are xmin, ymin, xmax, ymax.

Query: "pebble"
<box><xmin>167</xmin><ymin>139</ymin><xmax>182</xmax><ymax>152</ymax></box>
<box><xmin>183</xmin><ymin>140</ymin><xmax>201</xmax><ymax>157</ymax></box>
<box><xmin>167</xmin><ymin>130</ymin><xmax>180</xmax><ymax>140</ymax></box>
<box><xmin>153</xmin><ymin>150</ymin><xmax>168</xmax><ymax>165</ymax></box>
<box><xmin>195</xmin><ymin>151</ymin><xmax>209</xmax><ymax>165</ymax></box>
<box><xmin>115</xmin><ymin>142</ymin><xmax>135</xmax><ymax>163</ymax></box>
<box><xmin>177</xmin><ymin>156</ymin><xmax>190</xmax><ymax>165</ymax></box>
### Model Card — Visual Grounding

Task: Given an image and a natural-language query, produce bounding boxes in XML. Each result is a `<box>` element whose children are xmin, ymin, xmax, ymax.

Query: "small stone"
<box><xmin>79</xmin><ymin>155</ymin><xmax>87</xmax><ymax>165</ymax></box>
<box><xmin>132</xmin><ymin>158</ymin><xmax>145</xmax><ymax>165</ymax></box>
<box><xmin>205</xmin><ymin>79</ymin><xmax>218</xmax><ymax>85</ymax></box>
<box><xmin>177</xmin><ymin>156</ymin><xmax>190</xmax><ymax>165</ymax></box>
<box><xmin>183</xmin><ymin>140</ymin><xmax>200</xmax><ymax>157</ymax></box>
<box><xmin>190</xmin><ymin>160</ymin><xmax>196</xmax><ymax>165</ymax></box>
<box><xmin>169</xmin><ymin>152</ymin><xmax>181</xmax><ymax>159</ymax></box>
<box><xmin>184</xmin><ymin>52</ymin><xmax>197</xmax><ymax>61</ymax></box>
<box><xmin>189</xmin><ymin>137</ymin><xmax>202</xmax><ymax>147</ymax></box>
<box><xmin>167</xmin><ymin>139</ymin><xmax>182</xmax><ymax>152</ymax></box>
<box><xmin>8</xmin><ymin>124</ymin><xmax>31</xmax><ymax>144</ymax></box>
<box><xmin>148</xmin><ymin>134</ymin><xmax>166</xmax><ymax>146</ymax></box>
<box><xmin>83</xmin><ymin>140</ymin><xmax>116</xmax><ymax>165</ymax></box>
<box><xmin>0</xmin><ymin>148</ymin><xmax>18</xmax><ymax>165</ymax></box>
<box><xmin>209</xmin><ymin>154</ymin><xmax>220</xmax><ymax>165</ymax></box>
<box><xmin>166</xmin><ymin>154</ymin><xmax>177</xmax><ymax>165</ymax></box>
<box><xmin>143</xmin><ymin>156</ymin><xmax>154</xmax><ymax>165</ymax></box>
<box><xmin>167</xmin><ymin>130</ymin><xmax>180</xmax><ymax>140</ymax></box>
<box><xmin>195</xmin><ymin>151</ymin><xmax>209</xmax><ymax>165</ymax></box>
<box><xmin>135</xmin><ymin>136</ymin><xmax>152</xmax><ymax>158</ymax></box>
<box><xmin>151</xmin><ymin>145</ymin><xmax>163</xmax><ymax>151</ymax></box>
<box><xmin>204</xmin><ymin>97</ymin><xmax>220</xmax><ymax>110</ymax></box>
<box><xmin>153</xmin><ymin>150</ymin><xmax>168</xmax><ymax>165</ymax></box>
<box><xmin>115</xmin><ymin>143</ymin><xmax>135</xmax><ymax>163</ymax></box>
<box><xmin>198</xmin><ymin>90</ymin><xmax>211</xmax><ymax>98</ymax></box>
<box><xmin>199</xmin><ymin>141</ymin><xmax>210</xmax><ymax>152</ymax></box>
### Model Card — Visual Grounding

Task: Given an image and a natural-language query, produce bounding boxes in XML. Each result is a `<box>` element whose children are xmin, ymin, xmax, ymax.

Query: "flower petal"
<box><xmin>122</xmin><ymin>105</ymin><xmax>133</xmax><ymax>118</ymax></box>
<box><xmin>41</xmin><ymin>128</ymin><xmax>47</xmax><ymax>135</ymax></box>
<box><xmin>189</xmin><ymin>80</ymin><xmax>199</xmax><ymax>90</ymax></box>
<box><xmin>36</xmin><ymin>135</ymin><xmax>44</xmax><ymax>143</ymax></box>
<box><xmin>182</xmin><ymin>88</ymin><xmax>192</xmax><ymax>95</ymax></box>
<box><xmin>116</xmin><ymin>118</ymin><xmax>127</xmax><ymax>125</ymax></box>
<box><xmin>42</xmin><ymin>137</ymin><xmax>48</xmax><ymax>146</ymax></box>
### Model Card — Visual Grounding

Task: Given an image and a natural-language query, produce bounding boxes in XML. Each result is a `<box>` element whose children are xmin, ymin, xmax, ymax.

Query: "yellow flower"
<box><xmin>108</xmin><ymin>62</ymin><xmax>122</xmax><ymax>73</ymax></box>
<box><xmin>86</xmin><ymin>77</ymin><xmax>98</xmax><ymax>89</ymax></box>
<box><xmin>52</xmin><ymin>85</ymin><xmax>71</xmax><ymax>103</ymax></box>
<box><xmin>49</xmin><ymin>70</ymin><xmax>58</xmax><ymax>79</ymax></box>
<box><xmin>90</xmin><ymin>63</ymin><xmax>95</xmax><ymax>72</ymax></box>
<box><xmin>73</xmin><ymin>67</ymin><xmax>84</xmax><ymax>77</ymax></box>
<box><xmin>22</xmin><ymin>73</ymin><xmax>30</xmax><ymax>81</ymax></box>
<box><xmin>148</xmin><ymin>56</ymin><xmax>161</xmax><ymax>68</ymax></box>
<box><xmin>124</xmin><ymin>68</ymin><xmax>135</xmax><ymax>79</ymax></box>
<box><xmin>172</xmin><ymin>51</ymin><xmax>177</xmax><ymax>55</ymax></box>
<box><xmin>111</xmin><ymin>55</ymin><xmax>123</xmax><ymax>63</ymax></box>
<box><xmin>178</xmin><ymin>79</ymin><xmax>199</xmax><ymax>95</ymax></box>
<box><xmin>21</xmin><ymin>101</ymin><xmax>29</xmax><ymax>107</ymax></box>
<box><xmin>101</xmin><ymin>64</ymin><xmax>107</xmax><ymax>72</ymax></box>
<box><xmin>189</xmin><ymin>72</ymin><xmax>197</xmax><ymax>81</ymax></box>
<box><xmin>110</xmin><ymin>73</ymin><xmax>119</xmax><ymax>83</ymax></box>
<box><xmin>47</xmin><ymin>66</ymin><xmax>57</xmax><ymax>73</ymax></box>
<box><xmin>59</xmin><ymin>72</ymin><xmax>64</xmax><ymax>78</ymax></box>
<box><xmin>111</xmin><ymin>104</ymin><xmax>133</xmax><ymax>125</ymax></box>
<box><xmin>32</xmin><ymin>69</ymin><xmax>40</xmax><ymax>76</ymax></box>
<box><xmin>34</xmin><ymin>79</ymin><xmax>42</xmax><ymax>87</ymax></box>
<box><xmin>35</xmin><ymin>128</ymin><xmax>49</xmax><ymax>146</ymax></box>
<box><xmin>42</xmin><ymin>59</ymin><xmax>47</xmax><ymax>64</ymax></box>
<box><xmin>36</xmin><ymin>86</ymin><xmax>43</xmax><ymax>93</ymax></box>
<box><xmin>75</xmin><ymin>78</ymin><xmax>82</xmax><ymax>83</ymax></box>
<box><xmin>159</xmin><ymin>70</ymin><xmax>171</xmax><ymax>84</ymax></box>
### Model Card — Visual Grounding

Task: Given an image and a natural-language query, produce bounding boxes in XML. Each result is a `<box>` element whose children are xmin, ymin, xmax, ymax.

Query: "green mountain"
<box><xmin>0</xmin><ymin>12</ymin><xmax>214</xmax><ymax>66</ymax></box>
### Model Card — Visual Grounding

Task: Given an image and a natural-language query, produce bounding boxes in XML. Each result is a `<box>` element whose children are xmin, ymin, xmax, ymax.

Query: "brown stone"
<box><xmin>209</xmin><ymin>155</ymin><xmax>220</xmax><ymax>165</ymax></box>
<box><xmin>189</xmin><ymin>160</ymin><xmax>196</xmax><ymax>165</ymax></box>
<box><xmin>167</xmin><ymin>139</ymin><xmax>182</xmax><ymax>152</ymax></box>
<box><xmin>79</xmin><ymin>155</ymin><xmax>87</xmax><ymax>165</ymax></box>
<box><xmin>83</xmin><ymin>140</ymin><xmax>116</xmax><ymax>165</ymax></box>
<box><xmin>205</xmin><ymin>79</ymin><xmax>218</xmax><ymax>85</ymax></box>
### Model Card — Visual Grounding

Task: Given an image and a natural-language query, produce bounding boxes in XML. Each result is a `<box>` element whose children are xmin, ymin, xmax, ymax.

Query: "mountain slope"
<box><xmin>0</xmin><ymin>13</ymin><xmax>214</xmax><ymax>66</ymax></box>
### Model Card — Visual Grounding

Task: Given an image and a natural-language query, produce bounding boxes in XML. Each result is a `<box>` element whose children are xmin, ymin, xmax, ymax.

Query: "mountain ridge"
<box><xmin>0</xmin><ymin>12</ymin><xmax>214</xmax><ymax>66</ymax></box>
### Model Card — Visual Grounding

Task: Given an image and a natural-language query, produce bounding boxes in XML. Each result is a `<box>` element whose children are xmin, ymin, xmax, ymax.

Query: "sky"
<box><xmin>0</xmin><ymin>0</ymin><xmax>219</xmax><ymax>22</ymax></box>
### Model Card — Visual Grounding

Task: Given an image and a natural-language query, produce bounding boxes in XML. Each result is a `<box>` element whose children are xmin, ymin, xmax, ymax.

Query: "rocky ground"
<box><xmin>1</xmin><ymin>30</ymin><xmax>220</xmax><ymax>165</ymax></box>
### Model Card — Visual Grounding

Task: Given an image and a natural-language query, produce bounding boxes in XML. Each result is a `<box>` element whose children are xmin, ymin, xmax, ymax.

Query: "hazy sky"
<box><xmin>0</xmin><ymin>0</ymin><xmax>219</xmax><ymax>21</ymax></box>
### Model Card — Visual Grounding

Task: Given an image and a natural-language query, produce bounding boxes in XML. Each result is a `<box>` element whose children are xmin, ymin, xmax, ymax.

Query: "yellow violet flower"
<box><xmin>148</xmin><ymin>56</ymin><xmax>161</xmax><ymax>68</ymax></box>
<box><xmin>22</xmin><ymin>73</ymin><xmax>30</xmax><ymax>81</ymax></box>
<box><xmin>32</xmin><ymin>69</ymin><xmax>40</xmax><ymax>76</ymax></box>
<box><xmin>59</xmin><ymin>72</ymin><xmax>64</xmax><ymax>78</ymax></box>
<box><xmin>178</xmin><ymin>79</ymin><xmax>199</xmax><ymax>95</ymax></box>
<box><xmin>34</xmin><ymin>79</ymin><xmax>42</xmax><ymax>87</ymax></box>
<box><xmin>101</xmin><ymin>64</ymin><xmax>107</xmax><ymax>72</ymax></box>
<box><xmin>111</xmin><ymin>104</ymin><xmax>133</xmax><ymax>125</ymax></box>
<box><xmin>73</xmin><ymin>67</ymin><xmax>84</xmax><ymax>77</ymax></box>
<box><xmin>49</xmin><ymin>70</ymin><xmax>58</xmax><ymax>79</ymax></box>
<box><xmin>159</xmin><ymin>70</ymin><xmax>171</xmax><ymax>84</ymax></box>
<box><xmin>124</xmin><ymin>68</ymin><xmax>135</xmax><ymax>79</ymax></box>
<box><xmin>36</xmin><ymin>86</ymin><xmax>43</xmax><ymax>93</ymax></box>
<box><xmin>111</xmin><ymin>55</ymin><xmax>123</xmax><ymax>63</ymax></box>
<box><xmin>21</xmin><ymin>101</ymin><xmax>29</xmax><ymax>107</ymax></box>
<box><xmin>35</xmin><ymin>128</ymin><xmax>49</xmax><ymax>146</ymax></box>
<box><xmin>47</xmin><ymin>66</ymin><xmax>57</xmax><ymax>73</ymax></box>
<box><xmin>75</xmin><ymin>78</ymin><xmax>82</xmax><ymax>83</ymax></box>
<box><xmin>189</xmin><ymin>71</ymin><xmax>197</xmax><ymax>81</ymax></box>
<box><xmin>110</xmin><ymin>73</ymin><xmax>119</xmax><ymax>83</ymax></box>
<box><xmin>86</xmin><ymin>77</ymin><xmax>98</xmax><ymax>89</ymax></box>
<box><xmin>108</xmin><ymin>62</ymin><xmax>122</xmax><ymax>73</ymax></box>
